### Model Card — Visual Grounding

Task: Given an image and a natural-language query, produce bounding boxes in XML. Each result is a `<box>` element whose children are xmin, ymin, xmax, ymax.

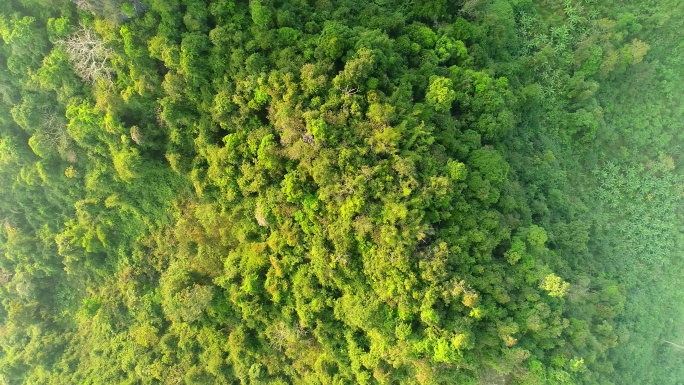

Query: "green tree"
<box><xmin>425</xmin><ymin>76</ymin><xmax>455</xmax><ymax>112</ymax></box>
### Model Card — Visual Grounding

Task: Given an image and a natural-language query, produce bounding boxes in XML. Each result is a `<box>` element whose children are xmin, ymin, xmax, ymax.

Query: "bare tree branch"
<box><xmin>663</xmin><ymin>340</ymin><xmax>684</xmax><ymax>350</ymax></box>
<box><xmin>40</xmin><ymin>110</ymin><xmax>68</xmax><ymax>148</ymax></box>
<box><xmin>336</xmin><ymin>85</ymin><xmax>360</xmax><ymax>95</ymax></box>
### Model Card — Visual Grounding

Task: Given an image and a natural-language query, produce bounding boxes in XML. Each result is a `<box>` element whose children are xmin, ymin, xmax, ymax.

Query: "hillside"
<box><xmin>0</xmin><ymin>0</ymin><xmax>681</xmax><ymax>384</ymax></box>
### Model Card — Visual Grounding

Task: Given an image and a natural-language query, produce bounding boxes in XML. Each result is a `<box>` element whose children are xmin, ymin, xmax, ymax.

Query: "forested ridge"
<box><xmin>0</xmin><ymin>0</ymin><xmax>682</xmax><ymax>384</ymax></box>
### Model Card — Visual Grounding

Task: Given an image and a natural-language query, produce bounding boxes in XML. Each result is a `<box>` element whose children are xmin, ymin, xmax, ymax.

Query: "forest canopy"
<box><xmin>0</xmin><ymin>0</ymin><xmax>682</xmax><ymax>384</ymax></box>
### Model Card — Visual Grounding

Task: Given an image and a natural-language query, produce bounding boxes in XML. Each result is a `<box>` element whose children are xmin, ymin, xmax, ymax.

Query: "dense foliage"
<box><xmin>0</xmin><ymin>0</ymin><xmax>681</xmax><ymax>384</ymax></box>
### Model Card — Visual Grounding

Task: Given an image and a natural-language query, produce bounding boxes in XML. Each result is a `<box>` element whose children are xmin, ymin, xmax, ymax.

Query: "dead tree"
<box><xmin>40</xmin><ymin>110</ymin><xmax>68</xmax><ymax>149</ymax></box>
<box><xmin>60</xmin><ymin>25</ymin><xmax>114</xmax><ymax>84</ymax></box>
<box><xmin>71</xmin><ymin>0</ymin><xmax>147</xmax><ymax>22</ymax></box>
<box><xmin>130</xmin><ymin>126</ymin><xmax>143</xmax><ymax>145</ymax></box>
<box><xmin>72</xmin><ymin>0</ymin><xmax>98</xmax><ymax>12</ymax></box>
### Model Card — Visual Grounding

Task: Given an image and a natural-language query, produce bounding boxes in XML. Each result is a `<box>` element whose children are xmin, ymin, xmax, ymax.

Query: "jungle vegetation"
<box><xmin>0</xmin><ymin>0</ymin><xmax>682</xmax><ymax>384</ymax></box>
